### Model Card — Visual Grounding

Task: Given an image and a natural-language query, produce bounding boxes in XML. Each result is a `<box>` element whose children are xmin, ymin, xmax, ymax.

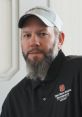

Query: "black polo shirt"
<box><xmin>0</xmin><ymin>50</ymin><xmax>82</xmax><ymax>117</ymax></box>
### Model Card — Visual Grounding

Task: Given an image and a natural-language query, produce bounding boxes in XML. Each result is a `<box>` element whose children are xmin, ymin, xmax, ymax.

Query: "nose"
<box><xmin>30</xmin><ymin>33</ymin><xmax>40</xmax><ymax>47</ymax></box>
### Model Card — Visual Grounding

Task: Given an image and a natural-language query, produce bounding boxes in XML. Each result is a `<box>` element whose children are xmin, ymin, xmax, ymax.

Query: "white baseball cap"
<box><xmin>18</xmin><ymin>6</ymin><xmax>63</xmax><ymax>31</ymax></box>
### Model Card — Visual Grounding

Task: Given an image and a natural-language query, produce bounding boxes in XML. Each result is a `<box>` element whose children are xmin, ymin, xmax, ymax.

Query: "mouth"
<box><xmin>29</xmin><ymin>52</ymin><xmax>42</xmax><ymax>55</ymax></box>
<box><xmin>28</xmin><ymin>50</ymin><xmax>42</xmax><ymax>54</ymax></box>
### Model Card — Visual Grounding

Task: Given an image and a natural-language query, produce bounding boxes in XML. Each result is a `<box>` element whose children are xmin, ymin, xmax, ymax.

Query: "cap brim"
<box><xmin>18</xmin><ymin>13</ymin><xmax>54</xmax><ymax>28</ymax></box>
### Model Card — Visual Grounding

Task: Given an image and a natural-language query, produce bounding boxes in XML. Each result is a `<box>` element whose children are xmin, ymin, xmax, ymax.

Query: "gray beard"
<box><xmin>23</xmin><ymin>40</ymin><xmax>59</xmax><ymax>81</ymax></box>
<box><xmin>26</xmin><ymin>52</ymin><xmax>53</xmax><ymax>81</ymax></box>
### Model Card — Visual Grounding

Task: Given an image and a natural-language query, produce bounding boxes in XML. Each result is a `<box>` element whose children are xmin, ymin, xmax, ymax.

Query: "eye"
<box><xmin>37</xmin><ymin>32</ymin><xmax>48</xmax><ymax>37</ymax></box>
<box><xmin>41</xmin><ymin>33</ymin><xmax>46</xmax><ymax>36</ymax></box>
<box><xmin>23</xmin><ymin>33</ymin><xmax>31</xmax><ymax>38</ymax></box>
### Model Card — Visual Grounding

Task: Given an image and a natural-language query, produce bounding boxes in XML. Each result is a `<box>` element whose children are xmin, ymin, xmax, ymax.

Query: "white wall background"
<box><xmin>0</xmin><ymin>0</ymin><xmax>82</xmax><ymax>113</ymax></box>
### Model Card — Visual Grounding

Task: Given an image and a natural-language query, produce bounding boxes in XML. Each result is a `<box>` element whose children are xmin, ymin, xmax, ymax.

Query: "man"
<box><xmin>0</xmin><ymin>6</ymin><xmax>82</xmax><ymax>117</ymax></box>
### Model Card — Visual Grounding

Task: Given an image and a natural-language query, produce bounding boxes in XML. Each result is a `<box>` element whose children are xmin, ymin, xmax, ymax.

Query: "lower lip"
<box><xmin>29</xmin><ymin>52</ymin><xmax>42</xmax><ymax>54</ymax></box>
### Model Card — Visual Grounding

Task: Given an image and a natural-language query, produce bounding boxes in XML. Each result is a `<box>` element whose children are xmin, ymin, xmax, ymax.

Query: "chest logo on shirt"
<box><xmin>59</xmin><ymin>84</ymin><xmax>65</xmax><ymax>92</ymax></box>
<box><xmin>54</xmin><ymin>84</ymin><xmax>72</xmax><ymax>102</ymax></box>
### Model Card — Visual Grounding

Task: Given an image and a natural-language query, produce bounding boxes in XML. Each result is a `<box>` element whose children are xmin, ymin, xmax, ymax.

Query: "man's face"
<box><xmin>21</xmin><ymin>16</ymin><xmax>58</xmax><ymax>64</ymax></box>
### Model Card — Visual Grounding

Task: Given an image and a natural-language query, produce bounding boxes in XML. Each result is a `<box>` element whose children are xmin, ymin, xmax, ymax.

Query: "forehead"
<box><xmin>22</xmin><ymin>15</ymin><xmax>47</xmax><ymax>28</ymax></box>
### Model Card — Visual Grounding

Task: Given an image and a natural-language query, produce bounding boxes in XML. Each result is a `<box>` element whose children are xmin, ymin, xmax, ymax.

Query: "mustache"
<box><xmin>22</xmin><ymin>48</ymin><xmax>46</xmax><ymax>60</ymax></box>
<box><xmin>26</xmin><ymin>48</ymin><xmax>45</xmax><ymax>54</ymax></box>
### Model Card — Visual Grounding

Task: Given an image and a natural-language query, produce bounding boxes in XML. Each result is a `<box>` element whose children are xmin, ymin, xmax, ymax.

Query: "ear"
<box><xmin>58</xmin><ymin>32</ymin><xmax>64</xmax><ymax>49</ymax></box>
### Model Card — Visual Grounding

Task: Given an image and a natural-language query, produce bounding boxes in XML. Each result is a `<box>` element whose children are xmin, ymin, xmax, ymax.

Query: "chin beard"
<box><xmin>22</xmin><ymin>41</ymin><xmax>59</xmax><ymax>81</ymax></box>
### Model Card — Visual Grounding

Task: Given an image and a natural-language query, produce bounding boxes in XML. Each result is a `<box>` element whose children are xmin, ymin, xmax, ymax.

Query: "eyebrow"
<box><xmin>22</xmin><ymin>27</ymin><xmax>48</xmax><ymax>33</ymax></box>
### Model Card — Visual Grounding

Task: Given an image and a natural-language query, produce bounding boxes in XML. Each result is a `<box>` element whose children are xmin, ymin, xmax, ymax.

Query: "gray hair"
<box><xmin>54</xmin><ymin>26</ymin><xmax>61</xmax><ymax>39</ymax></box>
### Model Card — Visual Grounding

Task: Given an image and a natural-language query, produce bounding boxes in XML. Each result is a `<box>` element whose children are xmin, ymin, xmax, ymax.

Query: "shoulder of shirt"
<box><xmin>5</xmin><ymin>77</ymin><xmax>30</xmax><ymax>99</ymax></box>
<box><xmin>64</xmin><ymin>55</ymin><xmax>82</xmax><ymax>68</ymax></box>
<box><xmin>1</xmin><ymin>77</ymin><xmax>30</xmax><ymax>110</ymax></box>
<box><xmin>57</xmin><ymin>50</ymin><xmax>82</xmax><ymax>67</ymax></box>
<box><xmin>66</xmin><ymin>55</ymin><xmax>82</xmax><ymax>62</ymax></box>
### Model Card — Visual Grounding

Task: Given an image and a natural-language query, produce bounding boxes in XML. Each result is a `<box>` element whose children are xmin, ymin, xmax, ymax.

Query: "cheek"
<box><xmin>43</xmin><ymin>39</ymin><xmax>54</xmax><ymax>52</ymax></box>
<box><xmin>21</xmin><ymin>41</ymin><xmax>28</xmax><ymax>54</ymax></box>
<box><xmin>46</xmin><ymin>34</ymin><xmax>55</xmax><ymax>48</ymax></box>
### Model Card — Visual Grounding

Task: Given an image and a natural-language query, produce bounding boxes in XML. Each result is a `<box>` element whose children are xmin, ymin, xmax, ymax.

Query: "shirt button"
<box><xmin>42</xmin><ymin>97</ymin><xmax>47</xmax><ymax>101</ymax></box>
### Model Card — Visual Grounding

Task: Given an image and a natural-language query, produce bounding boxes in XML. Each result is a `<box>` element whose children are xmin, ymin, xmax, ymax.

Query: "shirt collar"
<box><xmin>44</xmin><ymin>50</ymin><xmax>66</xmax><ymax>82</ymax></box>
